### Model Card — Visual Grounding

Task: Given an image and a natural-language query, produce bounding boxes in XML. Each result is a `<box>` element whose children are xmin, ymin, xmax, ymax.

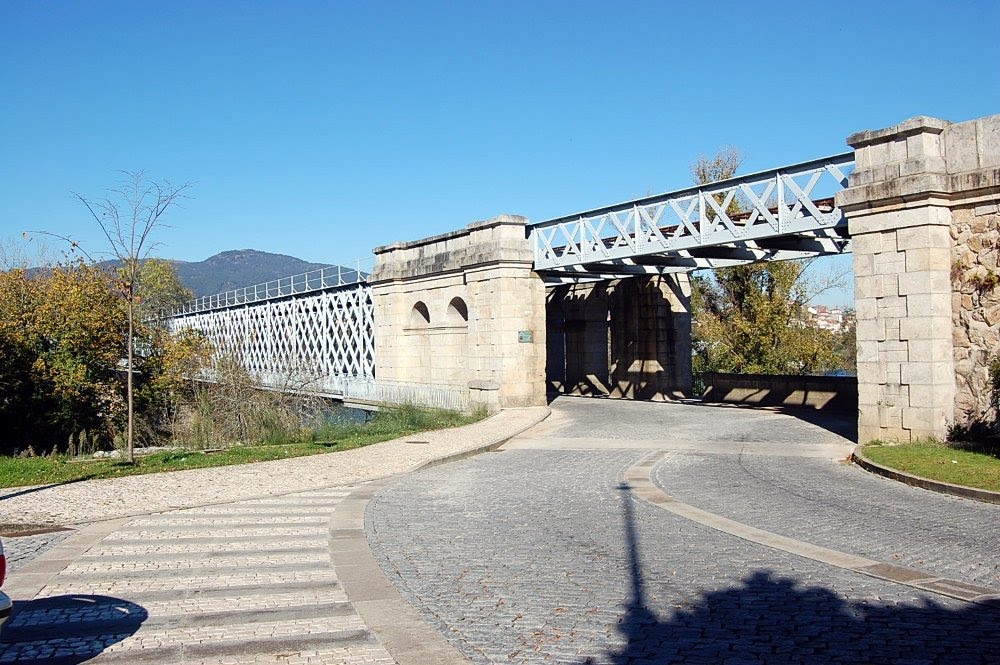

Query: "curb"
<box><xmin>852</xmin><ymin>448</ymin><xmax>1000</xmax><ymax>505</ymax></box>
<box><xmin>413</xmin><ymin>406</ymin><xmax>551</xmax><ymax>472</ymax></box>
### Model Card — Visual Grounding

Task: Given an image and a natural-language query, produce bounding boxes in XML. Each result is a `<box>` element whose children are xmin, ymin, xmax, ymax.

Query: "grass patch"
<box><xmin>0</xmin><ymin>404</ymin><xmax>486</xmax><ymax>489</ymax></box>
<box><xmin>862</xmin><ymin>439</ymin><xmax>1000</xmax><ymax>493</ymax></box>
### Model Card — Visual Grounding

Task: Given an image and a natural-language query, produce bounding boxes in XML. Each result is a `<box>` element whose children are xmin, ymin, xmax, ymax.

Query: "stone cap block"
<box><xmin>847</xmin><ymin>116</ymin><xmax>950</xmax><ymax>149</ymax></box>
<box><xmin>373</xmin><ymin>214</ymin><xmax>529</xmax><ymax>255</ymax></box>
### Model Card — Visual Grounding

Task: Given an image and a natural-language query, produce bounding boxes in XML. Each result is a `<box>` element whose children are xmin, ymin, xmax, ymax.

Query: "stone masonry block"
<box><xmin>898</xmin><ymin>316</ymin><xmax>951</xmax><ymax>341</ymax></box>
<box><xmin>855</xmin><ymin>275</ymin><xmax>885</xmax><ymax>300</ymax></box>
<box><xmin>856</xmin><ymin>361</ymin><xmax>883</xmax><ymax>383</ymax></box>
<box><xmin>906</xmin><ymin>130</ymin><xmax>943</xmax><ymax>160</ymax></box>
<box><xmin>857</xmin><ymin>339</ymin><xmax>879</xmax><ymax>363</ymax></box>
<box><xmin>855</xmin><ymin>296</ymin><xmax>877</xmax><ymax>319</ymax></box>
<box><xmin>902</xmin><ymin>406</ymin><xmax>948</xmax><ymax>435</ymax></box>
<box><xmin>944</xmin><ymin>119</ymin><xmax>980</xmax><ymax>174</ymax></box>
<box><xmin>853</xmin><ymin>253</ymin><xmax>875</xmax><ymax>277</ymax></box>
<box><xmin>878</xmin><ymin>405</ymin><xmax>903</xmax><ymax>429</ymax></box>
<box><xmin>904</xmin><ymin>293</ymin><xmax>952</xmax><ymax>317</ymax></box>
<box><xmin>856</xmin><ymin>319</ymin><xmax>885</xmax><ymax>343</ymax></box>
<box><xmin>907</xmin><ymin>338</ymin><xmax>953</xmax><ymax>362</ymax></box>
<box><xmin>978</xmin><ymin>115</ymin><xmax>1000</xmax><ymax>170</ymax></box>
<box><xmin>900</xmin><ymin>361</ymin><xmax>954</xmax><ymax>386</ymax></box>
<box><xmin>897</xmin><ymin>270</ymin><xmax>951</xmax><ymax>296</ymax></box>
<box><xmin>905</xmin><ymin>247</ymin><xmax>952</xmax><ymax>272</ymax></box>
<box><xmin>851</xmin><ymin>232</ymin><xmax>887</xmax><ymax>256</ymax></box>
<box><xmin>896</xmin><ymin>223</ymin><xmax>951</xmax><ymax>251</ymax></box>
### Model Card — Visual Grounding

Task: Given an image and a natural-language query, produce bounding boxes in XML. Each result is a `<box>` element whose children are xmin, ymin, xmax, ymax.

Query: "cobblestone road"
<box><xmin>367</xmin><ymin>398</ymin><xmax>1000</xmax><ymax>664</ymax></box>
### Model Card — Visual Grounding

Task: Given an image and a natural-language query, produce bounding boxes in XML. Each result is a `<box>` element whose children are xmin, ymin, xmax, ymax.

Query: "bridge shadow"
<box><xmin>683</xmin><ymin>398</ymin><xmax>858</xmax><ymax>442</ymax></box>
<box><xmin>592</xmin><ymin>483</ymin><xmax>998</xmax><ymax>664</ymax></box>
<box><xmin>0</xmin><ymin>594</ymin><xmax>148</xmax><ymax>664</ymax></box>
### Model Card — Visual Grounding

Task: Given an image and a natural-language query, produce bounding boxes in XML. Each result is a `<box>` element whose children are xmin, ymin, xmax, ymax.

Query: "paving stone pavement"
<box><xmin>5</xmin><ymin>531</ymin><xmax>74</xmax><ymax>573</ymax></box>
<box><xmin>1</xmin><ymin>488</ymin><xmax>396</xmax><ymax>664</ymax></box>
<box><xmin>656</xmin><ymin>452</ymin><xmax>1000</xmax><ymax>591</ymax></box>
<box><xmin>367</xmin><ymin>398</ymin><xmax>1000</xmax><ymax>664</ymax></box>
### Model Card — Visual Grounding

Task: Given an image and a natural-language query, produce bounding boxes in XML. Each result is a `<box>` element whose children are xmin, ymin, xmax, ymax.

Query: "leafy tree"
<box><xmin>136</xmin><ymin>258</ymin><xmax>193</xmax><ymax>319</ymax></box>
<box><xmin>0</xmin><ymin>262</ymin><xmax>126</xmax><ymax>451</ymax></box>
<box><xmin>0</xmin><ymin>244</ymin><xmax>203</xmax><ymax>455</ymax></box>
<box><xmin>689</xmin><ymin>150</ymin><xmax>848</xmax><ymax>376</ymax></box>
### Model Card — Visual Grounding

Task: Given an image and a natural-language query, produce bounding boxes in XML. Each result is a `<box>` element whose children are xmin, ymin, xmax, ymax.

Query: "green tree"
<box><xmin>136</xmin><ymin>258</ymin><xmax>193</xmax><ymax>319</ymax></box>
<box><xmin>689</xmin><ymin>150</ymin><xmax>846</xmax><ymax>376</ymax></box>
<box><xmin>0</xmin><ymin>262</ymin><xmax>127</xmax><ymax>451</ymax></box>
<box><xmin>0</xmin><ymin>258</ymin><xmax>205</xmax><ymax>454</ymax></box>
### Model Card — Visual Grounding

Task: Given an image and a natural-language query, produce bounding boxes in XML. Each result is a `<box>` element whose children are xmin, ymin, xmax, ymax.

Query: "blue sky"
<box><xmin>2</xmin><ymin>0</ymin><xmax>998</xmax><ymax>305</ymax></box>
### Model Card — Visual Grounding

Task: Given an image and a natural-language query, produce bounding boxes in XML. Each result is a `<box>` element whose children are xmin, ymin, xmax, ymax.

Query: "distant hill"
<box><xmin>29</xmin><ymin>250</ymin><xmax>349</xmax><ymax>299</ymax></box>
<box><xmin>171</xmin><ymin>250</ymin><xmax>332</xmax><ymax>297</ymax></box>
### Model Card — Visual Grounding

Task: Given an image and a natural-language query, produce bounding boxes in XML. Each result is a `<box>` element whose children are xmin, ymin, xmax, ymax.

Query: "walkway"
<box><xmin>367</xmin><ymin>397</ymin><xmax>1000</xmax><ymax>663</ymax></box>
<box><xmin>0</xmin><ymin>408</ymin><xmax>547</xmax><ymax>664</ymax></box>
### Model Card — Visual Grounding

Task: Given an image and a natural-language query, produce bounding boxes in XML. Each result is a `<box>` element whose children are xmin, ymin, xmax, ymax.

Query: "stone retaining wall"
<box><xmin>951</xmin><ymin>204</ymin><xmax>1000</xmax><ymax>424</ymax></box>
<box><xmin>699</xmin><ymin>372</ymin><xmax>858</xmax><ymax>413</ymax></box>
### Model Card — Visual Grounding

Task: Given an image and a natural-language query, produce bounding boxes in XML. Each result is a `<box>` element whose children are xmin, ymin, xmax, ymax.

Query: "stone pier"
<box><xmin>370</xmin><ymin>215</ymin><xmax>548</xmax><ymax>411</ymax></box>
<box><xmin>838</xmin><ymin>114</ymin><xmax>1000</xmax><ymax>442</ymax></box>
<box><xmin>545</xmin><ymin>274</ymin><xmax>693</xmax><ymax>400</ymax></box>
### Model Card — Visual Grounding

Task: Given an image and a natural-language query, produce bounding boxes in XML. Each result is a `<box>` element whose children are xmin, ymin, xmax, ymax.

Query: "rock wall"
<box><xmin>951</xmin><ymin>204</ymin><xmax>1000</xmax><ymax>423</ymax></box>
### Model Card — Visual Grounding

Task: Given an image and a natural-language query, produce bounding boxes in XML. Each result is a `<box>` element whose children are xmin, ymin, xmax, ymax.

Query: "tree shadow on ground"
<box><xmin>0</xmin><ymin>477</ymin><xmax>96</xmax><ymax>502</ymax></box>
<box><xmin>593</xmin><ymin>483</ymin><xmax>999</xmax><ymax>664</ymax></box>
<box><xmin>0</xmin><ymin>594</ymin><xmax>147</xmax><ymax>664</ymax></box>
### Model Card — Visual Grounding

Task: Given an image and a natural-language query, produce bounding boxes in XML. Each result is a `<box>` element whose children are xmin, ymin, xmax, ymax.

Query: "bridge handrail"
<box><xmin>171</xmin><ymin>258</ymin><xmax>375</xmax><ymax>316</ymax></box>
<box><xmin>529</xmin><ymin>152</ymin><xmax>855</xmax><ymax>272</ymax></box>
<box><xmin>528</xmin><ymin>152</ymin><xmax>854</xmax><ymax>229</ymax></box>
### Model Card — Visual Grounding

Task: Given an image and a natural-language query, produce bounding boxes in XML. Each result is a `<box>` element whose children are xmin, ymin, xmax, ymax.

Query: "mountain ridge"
<box><xmin>170</xmin><ymin>249</ymin><xmax>332</xmax><ymax>297</ymax></box>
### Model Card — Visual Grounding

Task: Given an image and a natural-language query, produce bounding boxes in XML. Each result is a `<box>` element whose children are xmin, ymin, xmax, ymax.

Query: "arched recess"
<box><xmin>446</xmin><ymin>296</ymin><xmax>469</xmax><ymax>324</ymax></box>
<box><xmin>409</xmin><ymin>301</ymin><xmax>430</xmax><ymax>328</ymax></box>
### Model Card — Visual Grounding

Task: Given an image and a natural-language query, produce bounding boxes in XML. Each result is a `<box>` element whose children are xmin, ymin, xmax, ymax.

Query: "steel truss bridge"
<box><xmin>529</xmin><ymin>153</ymin><xmax>854</xmax><ymax>283</ymax></box>
<box><xmin>166</xmin><ymin>152</ymin><xmax>856</xmax><ymax>402</ymax></box>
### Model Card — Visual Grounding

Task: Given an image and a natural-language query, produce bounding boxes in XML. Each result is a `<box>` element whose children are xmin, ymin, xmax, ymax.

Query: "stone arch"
<box><xmin>409</xmin><ymin>301</ymin><xmax>430</xmax><ymax>328</ymax></box>
<box><xmin>446</xmin><ymin>296</ymin><xmax>469</xmax><ymax>324</ymax></box>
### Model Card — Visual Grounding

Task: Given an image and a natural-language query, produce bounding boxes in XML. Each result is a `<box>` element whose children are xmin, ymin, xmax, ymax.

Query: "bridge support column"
<box><xmin>545</xmin><ymin>274</ymin><xmax>692</xmax><ymax>399</ymax></box>
<box><xmin>371</xmin><ymin>215</ymin><xmax>547</xmax><ymax>411</ymax></box>
<box><xmin>838</xmin><ymin>114</ymin><xmax>1000</xmax><ymax>442</ymax></box>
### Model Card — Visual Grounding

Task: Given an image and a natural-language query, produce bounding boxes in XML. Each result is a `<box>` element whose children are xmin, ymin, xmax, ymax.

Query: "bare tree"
<box><xmin>73</xmin><ymin>171</ymin><xmax>191</xmax><ymax>463</ymax></box>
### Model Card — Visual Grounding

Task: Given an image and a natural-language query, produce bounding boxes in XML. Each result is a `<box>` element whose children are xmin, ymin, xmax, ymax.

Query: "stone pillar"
<box><xmin>543</xmin><ymin>274</ymin><xmax>693</xmax><ymax>400</ymax></box>
<box><xmin>837</xmin><ymin>114</ymin><xmax>1000</xmax><ymax>442</ymax></box>
<box><xmin>546</xmin><ymin>283</ymin><xmax>611</xmax><ymax>395</ymax></box>
<box><xmin>609</xmin><ymin>274</ymin><xmax>692</xmax><ymax>399</ymax></box>
<box><xmin>371</xmin><ymin>215</ymin><xmax>548</xmax><ymax>411</ymax></box>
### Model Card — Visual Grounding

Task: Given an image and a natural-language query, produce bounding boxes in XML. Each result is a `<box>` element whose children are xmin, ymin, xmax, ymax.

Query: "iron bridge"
<box><xmin>165</xmin><ymin>152</ymin><xmax>856</xmax><ymax>404</ymax></box>
<box><xmin>528</xmin><ymin>152</ymin><xmax>855</xmax><ymax>284</ymax></box>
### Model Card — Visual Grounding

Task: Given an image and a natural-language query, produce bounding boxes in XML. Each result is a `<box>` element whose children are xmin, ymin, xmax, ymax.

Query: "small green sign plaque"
<box><xmin>518</xmin><ymin>330</ymin><xmax>533</xmax><ymax>343</ymax></box>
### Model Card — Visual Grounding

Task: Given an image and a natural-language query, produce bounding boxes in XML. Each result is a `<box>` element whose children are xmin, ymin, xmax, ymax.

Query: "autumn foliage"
<box><xmin>0</xmin><ymin>261</ymin><xmax>204</xmax><ymax>455</ymax></box>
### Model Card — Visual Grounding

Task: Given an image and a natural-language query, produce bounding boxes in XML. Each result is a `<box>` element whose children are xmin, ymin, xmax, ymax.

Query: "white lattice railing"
<box><xmin>530</xmin><ymin>153</ymin><xmax>854</xmax><ymax>271</ymax></box>
<box><xmin>168</xmin><ymin>282</ymin><xmax>375</xmax><ymax>381</ymax></box>
<box><xmin>172</xmin><ymin>260</ymin><xmax>374</xmax><ymax>316</ymax></box>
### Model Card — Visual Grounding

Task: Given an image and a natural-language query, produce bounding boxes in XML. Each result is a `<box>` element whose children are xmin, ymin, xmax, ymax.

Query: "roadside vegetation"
<box><xmin>1</xmin><ymin>179</ymin><xmax>486</xmax><ymax>486</ymax></box>
<box><xmin>861</xmin><ymin>440</ymin><xmax>1000</xmax><ymax>493</ymax></box>
<box><xmin>0</xmin><ymin>404</ymin><xmax>484</xmax><ymax>489</ymax></box>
